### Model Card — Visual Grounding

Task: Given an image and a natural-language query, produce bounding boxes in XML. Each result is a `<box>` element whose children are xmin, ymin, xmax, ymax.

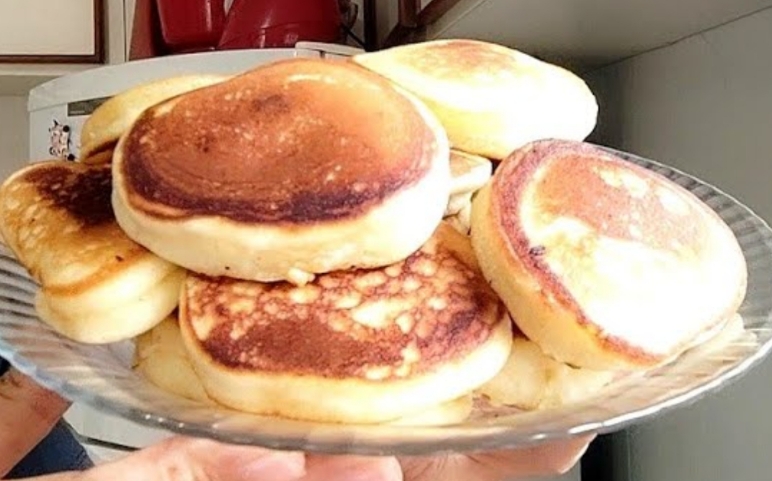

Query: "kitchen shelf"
<box><xmin>384</xmin><ymin>0</ymin><xmax>772</xmax><ymax>72</ymax></box>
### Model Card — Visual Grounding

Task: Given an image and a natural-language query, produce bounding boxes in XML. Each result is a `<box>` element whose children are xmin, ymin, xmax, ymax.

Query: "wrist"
<box><xmin>0</xmin><ymin>368</ymin><xmax>70</xmax><ymax>476</ymax></box>
<box><xmin>4</xmin><ymin>368</ymin><xmax>70</xmax><ymax>422</ymax></box>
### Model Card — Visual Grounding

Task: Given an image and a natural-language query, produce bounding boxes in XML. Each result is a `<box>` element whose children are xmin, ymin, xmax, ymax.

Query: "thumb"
<box><xmin>87</xmin><ymin>437</ymin><xmax>306</xmax><ymax>481</ymax></box>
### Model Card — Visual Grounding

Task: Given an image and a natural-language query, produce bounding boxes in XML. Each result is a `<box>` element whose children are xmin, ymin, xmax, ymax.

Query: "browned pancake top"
<box><xmin>22</xmin><ymin>162</ymin><xmax>114</xmax><ymax>226</ymax></box>
<box><xmin>0</xmin><ymin>161</ymin><xmax>150</xmax><ymax>293</ymax></box>
<box><xmin>181</xmin><ymin>224</ymin><xmax>506</xmax><ymax>380</ymax></box>
<box><xmin>494</xmin><ymin>141</ymin><xmax>713</xmax><ymax>259</ymax></box>
<box><xmin>491</xmin><ymin>140</ymin><xmax>731</xmax><ymax>362</ymax></box>
<box><xmin>416</xmin><ymin>40</ymin><xmax>511</xmax><ymax>70</ymax></box>
<box><xmin>119</xmin><ymin>58</ymin><xmax>441</xmax><ymax>224</ymax></box>
<box><xmin>387</xmin><ymin>39</ymin><xmax>542</xmax><ymax>87</ymax></box>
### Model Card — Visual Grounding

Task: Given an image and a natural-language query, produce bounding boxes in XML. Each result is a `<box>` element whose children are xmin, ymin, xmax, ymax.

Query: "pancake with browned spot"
<box><xmin>79</xmin><ymin>74</ymin><xmax>229</xmax><ymax>162</ymax></box>
<box><xmin>352</xmin><ymin>40</ymin><xmax>597</xmax><ymax>160</ymax></box>
<box><xmin>179</xmin><ymin>222</ymin><xmax>512</xmax><ymax>424</ymax></box>
<box><xmin>113</xmin><ymin>58</ymin><xmax>450</xmax><ymax>285</ymax></box>
<box><xmin>0</xmin><ymin>160</ymin><xmax>184</xmax><ymax>344</ymax></box>
<box><xmin>471</xmin><ymin>140</ymin><xmax>747</xmax><ymax>370</ymax></box>
<box><xmin>135</xmin><ymin>313</ymin><xmax>474</xmax><ymax>426</ymax></box>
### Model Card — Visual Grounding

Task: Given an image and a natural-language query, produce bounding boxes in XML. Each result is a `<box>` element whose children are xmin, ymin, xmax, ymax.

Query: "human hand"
<box><xmin>399</xmin><ymin>435</ymin><xmax>594</xmax><ymax>481</ymax></box>
<box><xmin>22</xmin><ymin>432</ymin><xmax>590</xmax><ymax>481</ymax></box>
<box><xmin>29</xmin><ymin>437</ymin><xmax>402</xmax><ymax>481</ymax></box>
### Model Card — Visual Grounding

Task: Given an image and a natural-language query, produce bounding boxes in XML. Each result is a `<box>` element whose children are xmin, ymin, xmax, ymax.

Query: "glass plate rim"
<box><xmin>1</xmin><ymin>143</ymin><xmax>772</xmax><ymax>456</ymax></box>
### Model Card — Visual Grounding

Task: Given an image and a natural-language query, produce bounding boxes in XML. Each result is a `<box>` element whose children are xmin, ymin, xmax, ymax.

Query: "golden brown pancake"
<box><xmin>135</xmin><ymin>314</ymin><xmax>474</xmax><ymax>426</ymax></box>
<box><xmin>79</xmin><ymin>74</ymin><xmax>229</xmax><ymax>161</ymax></box>
<box><xmin>133</xmin><ymin>314</ymin><xmax>214</xmax><ymax>404</ymax></box>
<box><xmin>478</xmin><ymin>328</ymin><xmax>615</xmax><ymax>410</ymax></box>
<box><xmin>471</xmin><ymin>140</ymin><xmax>747</xmax><ymax>370</ymax></box>
<box><xmin>113</xmin><ymin>58</ymin><xmax>451</xmax><ymax>285</ymax></box>
<box><xmin>480</xmin><ymin>314</ymin><xmax>749</xmax><ymax>410</ymax></box>
<box><xmin>80</xmin><ymin>146</ymin><xmax>115</xmax><ymax>166</ymax></box>
<box><xmin>0</xmin><ymin>160</ymin><xmax>185</xmax><ymax>344</ymax></box>
<box><xmin>178</xmin><ymin>222</ymin><xmax>512</xmax><ymax>424</ymax></box>
<box><xmin>352</xmin><ymin>39</ymin><xmax>598</xmax><ymax>160</ymax></box>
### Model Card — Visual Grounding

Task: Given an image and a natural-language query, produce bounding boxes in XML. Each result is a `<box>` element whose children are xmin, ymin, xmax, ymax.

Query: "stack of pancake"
<box><xmin>0</xmin><ymin>39</ymin><xmax>748</xmax><ymax>426</ymax></box>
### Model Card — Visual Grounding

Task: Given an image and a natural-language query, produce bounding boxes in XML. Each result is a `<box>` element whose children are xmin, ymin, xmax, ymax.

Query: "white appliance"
<box><xmin>26</xmin><ymin>42</ymin><xmax>363</xmax><ymax>463</ymax></box>
<box><xmin>28</xmin><ymin>42</ymin><xmax>361</xmax><ymax>165</ymax></box>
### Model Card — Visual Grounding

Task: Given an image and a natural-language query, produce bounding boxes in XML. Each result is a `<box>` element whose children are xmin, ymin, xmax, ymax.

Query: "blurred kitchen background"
<box><xmin>1</xmin><ymin>1</ymin><xmax>771</xmax><ymax>480</ymax></box>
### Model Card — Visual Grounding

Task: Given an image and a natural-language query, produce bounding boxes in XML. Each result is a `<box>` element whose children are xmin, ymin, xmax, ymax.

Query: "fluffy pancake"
<box><xmin>179</xmin><ymin>222</ymin><xmax>512</xmax><ymax>424</ymax></box>
<box><xmin>0</xmin><ymin>161</ymin><xmax>185</xmax><ymax>344</ymax></box>
<box><xmin>80</xmin><ymin>147</ymin><xmax>115</xmax><ymax>166</ymax></box>
<box><xmin>80</xmin><ymin>74</ymin><xmax>229</xmax><ymax>161</ymax></box>
<box><xmin>449</xmin><ymin>150</ymin><xmax>492</xmax><ymax>196</ymax></box>
<box><xmin>471</xmin><ymin>140</ymin><xmax>748</xmax><ymax>370</ymax></box>
<box><xmin>682</xmin><ymin>313</ymin><xmax>750</xmax><ymax>357</ymax></box>
<box><xmin>387</xmin><ymin>394</ymin><xmax>473</xmax><ymax>426</ymax></box>
<box><xmin>352</xmin><ymin>39</ymin><xmax>597</xmax><ymax>160</ymax></box>
<box><xmin>444</xmin><ymin>150</ymin><xmax>490</xmax><ymax>217</ymax></box>
<box><xmin>133</xmin><ymin>314</ymin><xmax>214</xmax><ymax>404</ymax></box>
<box><xmin>480</xmin><ymin>314</ymin><xmax>748</xmax><ymax>411</ymax></box>
<box><xmin>135</xmin><ymin>314</ymin><xmax>474</xmax><ymax>425</ymax></box>
<box><xmin>478</xmin><ymin>329</ymin><xmax>616</xmax><ymax>411</ymax></box>
<box><xmin>113</xmin><ymin>58</ymin><xmax>451</xmax><ymax>285</ymax></box>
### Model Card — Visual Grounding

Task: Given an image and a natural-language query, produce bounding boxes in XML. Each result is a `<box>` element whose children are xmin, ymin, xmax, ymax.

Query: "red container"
<box><xmin>156</xmin><ymin>0</ymin><xmax>227</xmax><ymax>53</ymax></box>
<box><xmin>218</xmin><ymin>0</ymin><xmax>342</xmax><ymax>50</ymax></box>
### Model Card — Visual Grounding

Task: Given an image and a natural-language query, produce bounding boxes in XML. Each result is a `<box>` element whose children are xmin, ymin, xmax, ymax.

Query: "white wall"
<box><xmin>0</xmin><ymin>96</ymin><xmax>29</xmax><ymax>180</ymax></box>
<box><xmin>585</xmin><ymin>6</ymin><xmax>772</xmax><ymax>481</ymax></box>
<box><xmin>586</xmin><ymin>7</ymin><xmax>772</xmax><ymax>222</ymax></box>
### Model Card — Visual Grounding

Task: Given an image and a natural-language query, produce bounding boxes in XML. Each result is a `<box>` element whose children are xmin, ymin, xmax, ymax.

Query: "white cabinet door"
<box><xmin>0</xmin><ymin>0</ymin><xmax>99</xmax><ymax>59</ymax></box>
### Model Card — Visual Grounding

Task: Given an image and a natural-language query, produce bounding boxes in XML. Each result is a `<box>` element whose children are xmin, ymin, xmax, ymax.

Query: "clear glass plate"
<box><xmin>0</xmin><ymin>146</ymin><xmax>771</xmax><ymax>456</ymax></box>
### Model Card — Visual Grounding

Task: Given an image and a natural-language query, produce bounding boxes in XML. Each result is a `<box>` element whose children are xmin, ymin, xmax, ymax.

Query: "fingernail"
<box><xmin>238</xmin><ymin>452</ymin><xmax>306</xmax><ymax>480</ymax></box>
